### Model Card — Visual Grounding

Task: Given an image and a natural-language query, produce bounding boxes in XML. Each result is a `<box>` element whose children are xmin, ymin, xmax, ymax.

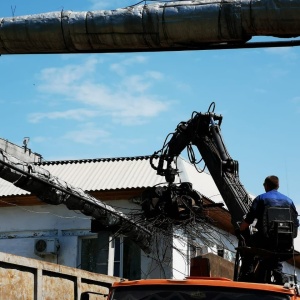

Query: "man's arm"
<box><xmin>240</xmin><ymin>220</ymin><xmax>250</xmax><ymax>231</ymax></box>
<box><xmin>238</xmin><ymin>197</ymin><xmax>259</xmax><ymax>232</ymax></box>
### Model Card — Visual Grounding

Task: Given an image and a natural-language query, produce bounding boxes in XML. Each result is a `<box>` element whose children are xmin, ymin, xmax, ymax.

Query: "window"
<box><xmin>80</xmin><ymin>232</ymin><xmax>141</xmax><ymax>280</ymax></box>
<box><xmin>122</xmin><ymin>236</ymin><xmax>141</xmax><ymax>280</ymax></box>
<box><xmin>80</xmin><ymin>232</ymin><xmax>110</xmax><ymax>274</ymax></box>
<box><xmin>112</xmin><ymin>237</ymin><xmax>123</xmax><ymax>277</ymax></box>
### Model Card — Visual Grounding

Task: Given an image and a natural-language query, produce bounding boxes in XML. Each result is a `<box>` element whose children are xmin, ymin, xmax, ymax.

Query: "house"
<box><xmin>0</xmin><ymin>140</ymin><xmax>299</xmax><ymax>281</ymax></box>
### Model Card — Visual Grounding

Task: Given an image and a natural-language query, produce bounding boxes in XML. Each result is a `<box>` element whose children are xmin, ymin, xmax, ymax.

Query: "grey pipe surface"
<box><xmin>0</xmin><ymin>0</ymin><xmax>300</xmax><ymax>54</ymax></box>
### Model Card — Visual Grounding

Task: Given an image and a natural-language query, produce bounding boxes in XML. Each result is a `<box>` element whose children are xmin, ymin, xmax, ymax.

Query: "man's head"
<box><xmin>263</xmin><ymin>175</ymin><xmax>279</xmax><ymax>192</ymax></box>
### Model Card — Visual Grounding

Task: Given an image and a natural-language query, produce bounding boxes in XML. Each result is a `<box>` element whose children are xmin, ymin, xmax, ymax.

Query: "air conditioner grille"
<box><xmin>34</xmin><ymin>238</ymin><xmax>60</xmax><ymax>256</ymax></box>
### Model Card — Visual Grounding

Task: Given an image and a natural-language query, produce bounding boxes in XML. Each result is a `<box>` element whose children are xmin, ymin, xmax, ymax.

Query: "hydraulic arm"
<box><xmin>151</xmin><ymin>103</ymin><xmax>252</xmax><ymax>227</ymax></box>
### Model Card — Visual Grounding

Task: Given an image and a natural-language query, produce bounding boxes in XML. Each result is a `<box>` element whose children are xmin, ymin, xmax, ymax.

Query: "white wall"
<box><xmin>0</xmin><ymin>199</ymin><xmax>175</xmax><ymax>279</ymax></box>
<box><xmin>0</xmin><ymin>204</ymin><xmax>92</xmax><ymax>266</ymax></box>
<box><xmin>172</xmin><ymin>235</ymin><xmax>189</xmax><ymax>279</ymax></box>
<box><xmin>0</xmin><ymin>198</ymin><xmax>298</xmax><ymax>281</ymax></box>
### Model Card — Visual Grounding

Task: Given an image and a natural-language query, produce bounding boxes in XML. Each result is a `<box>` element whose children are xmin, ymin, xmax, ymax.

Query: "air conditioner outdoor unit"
<box><xmin>34</xmin><ymin>238</ymin><xmax>60</xmax><ymax>256</ymax></box>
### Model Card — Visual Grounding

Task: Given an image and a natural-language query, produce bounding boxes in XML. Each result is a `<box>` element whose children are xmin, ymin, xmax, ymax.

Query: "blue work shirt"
<box><xmin>245</xmin><ymin>189</ymin><xmax>299</xmax><ymax>232</ymax></box>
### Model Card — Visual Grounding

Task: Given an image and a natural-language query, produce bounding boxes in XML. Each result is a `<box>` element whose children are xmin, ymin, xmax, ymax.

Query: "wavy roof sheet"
<box><xmin>0</xmin><ymin>156</ymin><xmax>219</xmax><ymax>200</ymax></box>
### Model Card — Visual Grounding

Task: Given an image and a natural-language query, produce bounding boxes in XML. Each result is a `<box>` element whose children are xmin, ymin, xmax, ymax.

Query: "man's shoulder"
<box><xmin>261</xmin><ymin>190</ymin><xmax>293</xmax><ymax>204</ymax></box>
<box><xmin>254</xmin><ymin>191</ymin><xmax>271</xmax><ymax>200</ymax></box>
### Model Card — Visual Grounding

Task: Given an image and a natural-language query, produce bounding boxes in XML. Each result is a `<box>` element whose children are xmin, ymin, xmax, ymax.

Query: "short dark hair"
<box><xmin>264</xmin><ymin>175</ymin><xmax>279</xmax><ymax>190</ymax></box>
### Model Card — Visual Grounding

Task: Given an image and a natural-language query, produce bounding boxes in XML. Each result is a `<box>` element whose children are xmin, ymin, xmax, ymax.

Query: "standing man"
<box><xmin>238</xmin><ymin>175</ymin><xmax>299</xmax><ymax>284</ymax></box>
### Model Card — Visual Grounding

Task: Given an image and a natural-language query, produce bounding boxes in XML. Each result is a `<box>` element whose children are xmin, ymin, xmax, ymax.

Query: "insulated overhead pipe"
<box><xmin>0</xmin><ymin>0</ymin><xmax>300</xmax><ymax>54</ymax></box>
<box><xmin>0</xmin><ymin>149</ymin><xmax>152</xmax><ymax>253</ymax></box>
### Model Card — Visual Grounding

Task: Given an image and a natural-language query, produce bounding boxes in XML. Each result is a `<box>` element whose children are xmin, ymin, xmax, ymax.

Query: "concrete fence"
<box><xmin>0</xmin><ymin>252</ymin><xmax>120</xmax><ymax>300</ymax></box>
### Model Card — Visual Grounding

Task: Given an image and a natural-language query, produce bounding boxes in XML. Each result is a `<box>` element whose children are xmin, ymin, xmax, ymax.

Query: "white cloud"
<box><xmin>34</xmin><ymin>56</ymin><xmax>170</xmax><ymax>125</ymax></box>
<box><xmin>110</xmin><ymin>55</ymin><xmax>148</xmax><ymax>76</ymax></box>
<box><xmin>28</xmin><ymin>109</ymin><xmax>98</xmax><ymax>123</ymax></box>
<box><xmin>120</xmin><ymin>75</ymin><xmax>152</xmax><ymax>93</ymax></box>
<box><xmin>146</xmin><ymin>71</ymin><xmax>164</xmax><ymax>80</ymax></box>
<box><xmin>38</xmin><ymin>57</ymin><xmax>99</xmax><ymax>95</ymax></box>
<box><xmin>63</xmin><ymin>123</ymin><xmax>110</xmax><ymax>144</ymax></box>
<box><xmin>110</xmin><ymin>96</ymin><xmax>170</xmax><ymax>125</ymax></box>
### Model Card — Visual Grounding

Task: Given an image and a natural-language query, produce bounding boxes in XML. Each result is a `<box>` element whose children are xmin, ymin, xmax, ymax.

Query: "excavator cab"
<box><xmin>263</xmin><ymin>207</ymin><xmax>297</xmax><ymax>251</ymax></box>
<box><xmin>235</xmin><ymin>206</ymin><xmax>298</xmax><ymax>284</ymax></box>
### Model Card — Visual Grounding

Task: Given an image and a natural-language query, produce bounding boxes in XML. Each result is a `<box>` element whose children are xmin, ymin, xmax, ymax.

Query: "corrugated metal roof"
<box><xmin>38</xmin><ymin>156</ymin><xmax>173</xmax><ymax>191</ymax></box>
<box><xmin>0</xmin><ymin>179</ymin><xmax>30</xmax><ymax>197</ymax></box>
<box><xmin>0</xmin><ymin>155</ymin><xmax>188</xmax><ymax>197</ymax></box>
<box><xmin>0</xmin><ymin>155</ymin><xmax>221</xmax><ymax>201</ymax></box>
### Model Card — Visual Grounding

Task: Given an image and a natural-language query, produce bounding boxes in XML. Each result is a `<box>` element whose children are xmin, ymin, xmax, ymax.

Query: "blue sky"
<box><xmin>1</xmin><ymin>0</ymin><xmax>300</xmax><ymax>207</ymax></box>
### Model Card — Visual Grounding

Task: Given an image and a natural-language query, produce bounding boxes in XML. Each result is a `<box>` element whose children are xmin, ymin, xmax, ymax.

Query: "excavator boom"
<box><xmin>151</xmin><ymin>103</ymin><xmax>252</xmax><ymax>227</ymax></box>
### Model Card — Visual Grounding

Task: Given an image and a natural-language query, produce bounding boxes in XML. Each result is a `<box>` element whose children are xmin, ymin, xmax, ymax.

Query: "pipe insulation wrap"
<box><xmin>0</xmin><ymin>149</ymin><xmax>152</xmax><ymax>253</ymax></box>
<box><xmin>241</xmin><ymin>0</ymin><xmax>300</xmax><ymax>36</ymax></box>
<box><xmin>0</xmin><ymin>0</ymin><xmax>299</xmax><ymax>54</ymax></box>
